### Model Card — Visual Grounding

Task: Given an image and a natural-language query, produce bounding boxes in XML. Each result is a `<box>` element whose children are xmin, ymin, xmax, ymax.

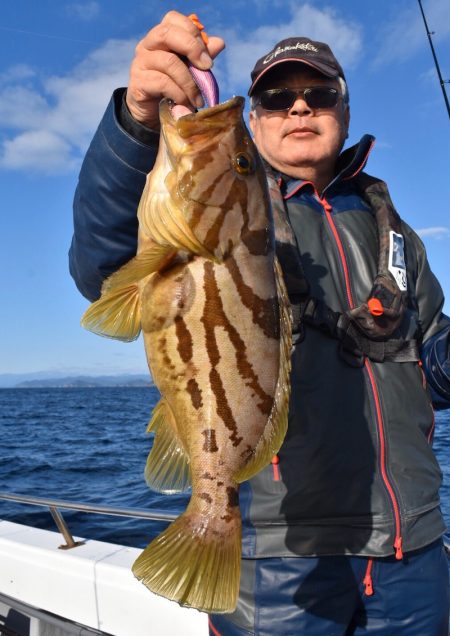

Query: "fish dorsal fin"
<box><xmin>145</xmin><ymin>398</ymin><xmax>191</xmax><ymax>493</ymax></box>
<box><xmin>81</xmin><ymin>244</ymin><xmax>175</xmax><ymax>342</ymax></box>
<box><xmin>234</xmin><ymin>257</ymin><xmax>292</xmax><ymax>482</ymax></box>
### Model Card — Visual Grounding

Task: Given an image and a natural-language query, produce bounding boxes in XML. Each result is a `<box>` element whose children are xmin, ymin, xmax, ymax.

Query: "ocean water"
<box><xmin>1</xmin><ymin>387</ymin><xmax>450</xmax><ymax>549</ymax></box>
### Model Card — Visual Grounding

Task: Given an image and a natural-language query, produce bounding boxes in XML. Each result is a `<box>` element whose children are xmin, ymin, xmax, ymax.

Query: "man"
<box><xmin>70</xmin><ymin>11</ymin><xmax>450</xmax><ymax>635</ymax></box>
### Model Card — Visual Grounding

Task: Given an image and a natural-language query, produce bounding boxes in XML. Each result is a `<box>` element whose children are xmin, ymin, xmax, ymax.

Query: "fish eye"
<box><xmin>233</xmin><ymin>152</ymin><xmax>254</xmax><ymax>175</ymax></box>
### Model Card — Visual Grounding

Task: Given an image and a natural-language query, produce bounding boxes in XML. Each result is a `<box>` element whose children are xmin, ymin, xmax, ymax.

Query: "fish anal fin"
<box><xmin>132</xmin><ymin>508</ymin><xmax>241</xmax><ymax>613</ymax></box>
<box><xmin>145</xmin><ymin>399</ymin><xmax>191</xmax><ymax>493</ymax></box>
<box><xmin>234</xmin><ymin>257</ymin><xmax>292</xmax><ymax>482</ymax></box>
<box><xmin>81</xmin><ymin>284</ymin><xmax>141</xmax><ymax>342</ymax></box>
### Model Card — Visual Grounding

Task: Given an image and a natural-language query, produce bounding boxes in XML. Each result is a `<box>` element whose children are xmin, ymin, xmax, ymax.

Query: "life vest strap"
<box><xmin>291</xmin><ymin>296</ymin><xmax>419</xmax><ymax>366</ymax></box>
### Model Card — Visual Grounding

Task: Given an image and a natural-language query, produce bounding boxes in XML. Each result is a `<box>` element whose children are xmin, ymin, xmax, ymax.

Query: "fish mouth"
<box><xmin>160</xmin><ymin>96</ymin><xmax>245</xmax><ymax>127</ymax></box>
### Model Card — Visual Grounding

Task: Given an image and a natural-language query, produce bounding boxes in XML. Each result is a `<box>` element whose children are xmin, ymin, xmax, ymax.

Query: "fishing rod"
<box><xmin>417</xmin><ymin>0</ymin><xmax>450</xmax><ymax>119</ymax></box>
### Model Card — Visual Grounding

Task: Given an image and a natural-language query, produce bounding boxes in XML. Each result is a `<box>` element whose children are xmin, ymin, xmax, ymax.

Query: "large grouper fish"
<box><xmin>81</xmin><ymin>94</ymin><xmax>292</xmax><ymax>613</ymax></box>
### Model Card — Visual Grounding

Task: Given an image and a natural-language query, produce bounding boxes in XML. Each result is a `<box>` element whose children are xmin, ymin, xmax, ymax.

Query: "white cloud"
<box><xmin>66</xmin><ymin>1</ymin><xmax>100</xmax><ymax>21</ymax></box>
<box><xmin>0</xmin><ymin>39</ymin><xmax>134</xmax><ymax>175</ymax></box>
<box><xmin>218</xmin><ymin>2</ymin><xmax>363</xmax><ymax>96</ymax></box>
<box><xmin>415</xmin><ymin>226</ymin><xmax>450</xmax><ymax>239</ymax></box>
<box><xmin>374</xmin><ymin>0</ymin><xmax>450</xmax><ymax>66</ymax></box>
<box><xmin>1</xmin><ymin>130</ymin><xmax>77</xmax><ymax>174</ymax></box>
<box><xmin>0</xmin><ymin>64</ymin><xmax>36</xmax><ymax>84</ymax></box>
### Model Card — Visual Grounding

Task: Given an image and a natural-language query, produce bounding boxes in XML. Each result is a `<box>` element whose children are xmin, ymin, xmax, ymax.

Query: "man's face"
<box><xmin>249</xmin><ymin>65</ymin><xmax>350</xmax><ymax>180</ymax></box>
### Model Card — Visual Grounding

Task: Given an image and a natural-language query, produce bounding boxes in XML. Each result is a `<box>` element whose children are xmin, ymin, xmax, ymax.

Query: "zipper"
<box><xmin>320</xmin><ymin>194</ymin><xmax>403</xmax><ymax>560</ymax></box>
<box><xmin>365</xmin><ymin>359</ymin><xmax>403</xmax><ymax>559</ymax></box>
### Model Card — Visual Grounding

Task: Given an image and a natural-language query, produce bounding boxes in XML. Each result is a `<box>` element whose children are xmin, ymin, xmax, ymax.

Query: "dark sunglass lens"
<box><xmin>306</xmin><ymin>88</ymin><xmax>338</xmax><ymax>109</ymax></box>
<box><xmin>260</xmin><ymin>89</ymin><xmax>295</xmax><ymax>111</ymax></box>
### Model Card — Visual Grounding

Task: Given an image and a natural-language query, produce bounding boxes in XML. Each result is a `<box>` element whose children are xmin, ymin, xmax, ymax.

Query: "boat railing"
<box><xmin>0</xmin><ymin>491</ymin><xmax>177</xmax><ymax>550</ymax></box>
<box><xmin>1</xmin><ymin>491</ymin><xmax>450</xmax><ymax>557</ymax></box>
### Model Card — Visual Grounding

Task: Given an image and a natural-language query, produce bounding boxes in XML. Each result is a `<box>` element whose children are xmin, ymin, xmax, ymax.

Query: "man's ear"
<box><xmin>249</xmin><ymin>110</ymin><xmax>256</xmax><ymax>136</ymax></box>
<box><xmin>344</xmin><ymin>105</ymin><xmax>350</xmax><ymax>139</ymax></box>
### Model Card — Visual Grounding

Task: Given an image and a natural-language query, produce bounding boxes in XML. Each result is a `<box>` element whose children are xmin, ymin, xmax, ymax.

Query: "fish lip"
<box><xmin>160</xmin><ymin>96</ymin><xmax>245</xmax><ymax>122</ymax></box>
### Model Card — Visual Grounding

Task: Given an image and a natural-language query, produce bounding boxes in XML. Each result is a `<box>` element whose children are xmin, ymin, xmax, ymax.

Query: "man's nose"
<box><xmin>289</xmin><ymin>97</ymin><xmax>312</xmax><ymax>116</ymax></box>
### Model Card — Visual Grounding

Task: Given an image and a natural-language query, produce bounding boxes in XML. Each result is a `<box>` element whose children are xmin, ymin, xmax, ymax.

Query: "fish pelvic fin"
<box><xmin>145</xmin><ymin>398</ymin><xmax>191</xmax><ymax>493</ymax></box>
<box><xmin>81</xmin><ymin>245</ymin><xmax>175</xmax><ymax>341</ymax></box>
<box><xmin>132</xmin><ymin>505</ymin><xmax>241</xmax><ymax>613</ymax></box>
<box><xmin>234</xmin><ymin>257</ymin><xmax>292</xmax><ymax>483</ymax></box>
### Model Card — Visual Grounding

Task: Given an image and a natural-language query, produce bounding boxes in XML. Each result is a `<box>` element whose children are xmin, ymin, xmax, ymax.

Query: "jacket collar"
<box><xmin>273</xmin><ymin>134</ymin><xmax>376</xmax><ymax>199</ymax></box>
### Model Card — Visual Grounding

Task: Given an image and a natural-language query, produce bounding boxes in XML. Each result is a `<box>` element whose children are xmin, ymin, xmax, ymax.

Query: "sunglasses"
<box><xmin>255</xmin><ymin>87</ymin><xmax>340</xmax><ymax>111</ymax></box>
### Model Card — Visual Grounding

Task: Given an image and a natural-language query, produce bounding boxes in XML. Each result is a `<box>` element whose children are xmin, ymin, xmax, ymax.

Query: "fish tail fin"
<box><xmin>132</xmin><ymin>507</ymin><xmax>242</xmax><ymax>613</ymax></box>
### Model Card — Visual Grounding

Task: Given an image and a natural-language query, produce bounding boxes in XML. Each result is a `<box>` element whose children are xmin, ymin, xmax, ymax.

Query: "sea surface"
<box><xmin>1</xmin><ymin>387</ymin><xmax>450</xmax><ymax>549</ymax></box>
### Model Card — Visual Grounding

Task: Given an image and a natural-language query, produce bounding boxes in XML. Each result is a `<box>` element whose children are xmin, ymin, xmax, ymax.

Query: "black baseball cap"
<box><xmin>248</xmin><ymin>37</ymin><xmax>346</xmax><ymax>96</ymax></box>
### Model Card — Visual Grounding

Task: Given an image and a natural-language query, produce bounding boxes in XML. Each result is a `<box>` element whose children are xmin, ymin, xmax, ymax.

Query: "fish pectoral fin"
<box><xmin>234</xmin><ymin>257</ymin><xmax>293</xmax><ymax>483</ymax></box>
<box><xmin>81</xmin><ymin>284</ymin><xmax>141</xmax><ymax>342</ymax></box>
<box><xmin>102</xmin><ymin>244</ymin><xmax>176</xmax><ymax>293</ymax></box>
<box><xmin>132</xmin><ymin>505</ymin><xmax>241</xmax><ymax>613</ymax></box>
<box><xmin>145</xmin><ymin>398</ymin><xmax>191</xmax><ymax>493</ymax></box>
<box><xmin>81</xmin><ymin>245</ymin><xmax>175</xmax><ymax>342</ymax></box>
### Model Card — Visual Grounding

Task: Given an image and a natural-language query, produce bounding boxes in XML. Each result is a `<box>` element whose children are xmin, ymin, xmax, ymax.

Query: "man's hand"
<box><xmin>126</xmin><ymin>11</ymin><xmax>225</xmax><ymax>130</ymax></box>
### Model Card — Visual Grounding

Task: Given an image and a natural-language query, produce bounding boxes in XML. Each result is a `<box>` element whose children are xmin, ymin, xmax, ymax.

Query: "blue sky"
<box><xmin>0</xmin><ymin>0</ymin><xmax>449</xmax><ymax>377</ymax></box>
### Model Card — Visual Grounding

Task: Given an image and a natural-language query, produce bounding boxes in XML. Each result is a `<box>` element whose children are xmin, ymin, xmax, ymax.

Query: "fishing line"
<box><xmin>0</xmin><ymin>25</ymin><xmax>97</xmax><ymax>45</ymax></box>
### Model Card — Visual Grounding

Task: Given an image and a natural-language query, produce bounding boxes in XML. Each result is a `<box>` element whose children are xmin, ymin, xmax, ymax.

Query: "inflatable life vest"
<box><xmin>265</xmin><ymin>161</ymin><xmax>420</xmax><ymax>367</ymax></box>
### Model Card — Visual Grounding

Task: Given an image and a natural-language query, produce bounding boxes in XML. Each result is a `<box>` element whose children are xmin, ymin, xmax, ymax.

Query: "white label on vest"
<box><xmin>388</xmin><ymin>231</ymin><xmax>407</xmax><ymax>291</ymax></box>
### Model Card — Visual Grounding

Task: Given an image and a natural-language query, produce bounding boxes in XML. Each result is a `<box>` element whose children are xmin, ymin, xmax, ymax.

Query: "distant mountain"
<box><xmin>0</xmin><ymin>373</ymin><xmax>152</xmax><ymax>388</ymax></box>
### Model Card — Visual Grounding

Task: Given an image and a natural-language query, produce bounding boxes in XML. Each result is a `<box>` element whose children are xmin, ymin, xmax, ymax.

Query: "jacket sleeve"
<box><xmin>406</xmin><ymin>224</ymin><xmax>450</xmax><ymax>409</ymax></box>
<box><xmin>69</xmin><ymin>88</ymin><xmax>159</xmax><ymax>301</ymax></box>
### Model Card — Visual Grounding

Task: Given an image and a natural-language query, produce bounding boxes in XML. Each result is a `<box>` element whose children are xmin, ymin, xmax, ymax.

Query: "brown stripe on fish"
<box><xmin>226</xmin><ymin>486</ymin><xmax>239</xmax><ymax>508</ymax></box>
<box><xmin>157</xmin><ymin>337</ymin><xmax>176</xmax><ymax>371</ymax></box>
<box><xmin>186</xmin><ymin>378</ymin><xmax>203</xmax><ymax>409</ymax></box>
<box><xmin>174</xmin><ymin>316</ymin><xmax>193</xmax><ymax>363</ymax></box>
<box><xmin>202</xmin><ymin>261</ymin><xmax>273</xmax><ymax>424</ymax></box>
<box><xmin>203</xmin><ymin>179</ymin><xmax>248</xmax><ymax>252</ymax></box>
<box><xmin>202</xmin><ymin>428</ymin><xmax>219</xmax><ymax>452</ymax></box>
<box><xmin>178</xmin><ymin>150</ymin><xmax>220</xmax><ymax>231</ymax></box>
<box><xmin>209</xmin><ymin>368</ymin><xmax>243</xmax><ymax>447</ymax></box>
<box><xmin>200</xmin><ymin>471</ymin><xmax>215</xmax><ymax>480</ymax></box>
<box><xmin>225</xmin><ymin>256</ymin><xmax>280</xmax><ymax>340</ymax></box>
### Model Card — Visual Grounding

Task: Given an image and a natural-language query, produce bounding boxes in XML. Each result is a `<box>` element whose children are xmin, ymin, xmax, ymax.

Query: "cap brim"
<box><xmin>248</xmin><ymin>57</ymin><xmax>339</xmax><ymax>96</ymax></box>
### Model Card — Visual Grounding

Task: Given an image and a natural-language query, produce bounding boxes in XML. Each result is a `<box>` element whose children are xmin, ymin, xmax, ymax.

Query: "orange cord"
<box><xmin>188</xmin><ymin>13</ymin><xmax>209</xmax><ymax>44</ymax></box>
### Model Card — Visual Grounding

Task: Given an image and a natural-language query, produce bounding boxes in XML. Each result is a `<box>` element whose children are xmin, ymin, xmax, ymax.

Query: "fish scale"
<box><xmin>81</xmin><ymin>95</ymin><xmax>292</xmax><ymax>613</ymax></box>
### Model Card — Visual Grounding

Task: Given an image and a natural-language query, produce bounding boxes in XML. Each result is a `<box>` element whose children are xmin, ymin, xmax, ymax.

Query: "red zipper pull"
<box><xmin>271</xmin><ymin>455</ymin><xmax>280</xmax><ymax>481</ymax></box>
<box><xmin>394</xmin><ymin>536</ymin><xmax>403</xmax><ymax>560</ymax></box>
<box><xmin>363</xmin><ymin>573</ymin><xmax>374</xmax><ymax>596</ymax></box>
<box><xmin>363</xmin><ymin>558</ymin><xmax>374</xmax><ymax>596</ymax></box>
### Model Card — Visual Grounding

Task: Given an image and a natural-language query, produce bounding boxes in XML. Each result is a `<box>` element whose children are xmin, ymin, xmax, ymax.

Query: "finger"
<box><xmin>126</xmin><ymin>69</ymin><xmax>198</xmax><ymax>129</ymax></box>
<box><xmin>206</xmin><ymin>36</ymin><xmax>226</xmax><ymax>61</ymax></box>
<box><xmin>138</xmin><ymin>22</ymin><xmax>212</xmax><ymax>70</ymax></box>
<box><xmin>131</xmin><ymin>49</ymin><xmax>204</xmax><ymax>108</ymax></box>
